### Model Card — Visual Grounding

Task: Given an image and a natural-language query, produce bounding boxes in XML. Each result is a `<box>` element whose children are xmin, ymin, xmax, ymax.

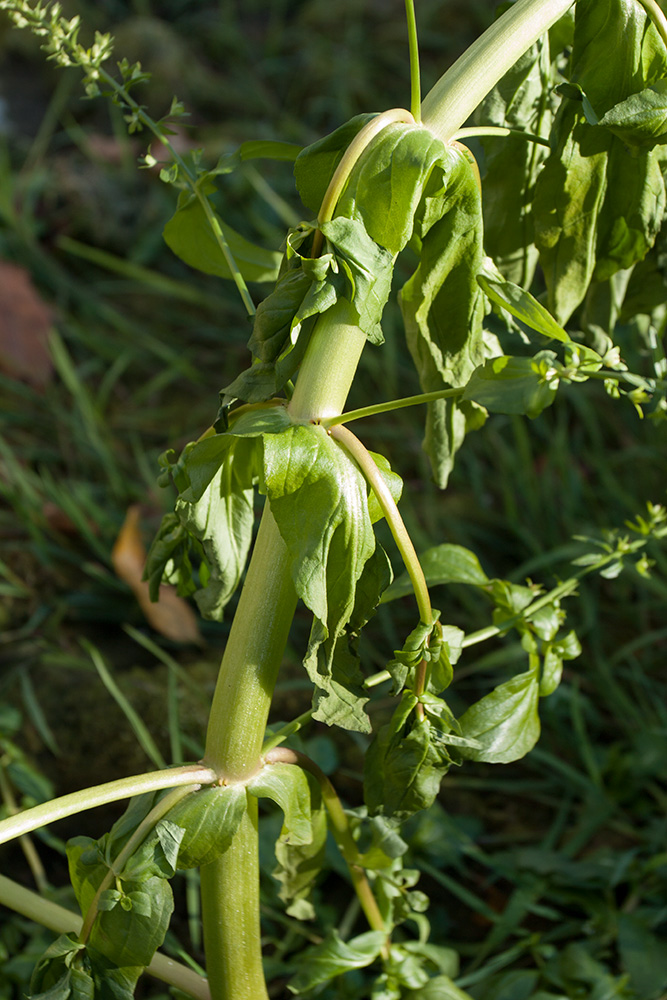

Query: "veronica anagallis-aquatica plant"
<box><xmin>0</xmin><ymin>0</ymin><xmax>666</xmax><ymax>997</ymax></box>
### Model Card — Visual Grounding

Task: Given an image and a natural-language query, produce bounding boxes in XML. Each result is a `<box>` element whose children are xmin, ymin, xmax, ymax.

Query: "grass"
<box><xmin>0</xmin><ymin>1</ymin><xmax>666</xmax><ymax>998</ymax></box>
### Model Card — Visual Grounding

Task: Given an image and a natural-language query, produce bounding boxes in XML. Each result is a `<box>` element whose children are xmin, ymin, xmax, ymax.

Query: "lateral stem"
<box><xmin>0</xmin><ymin>764</ymin><xmax>215</xmax><ymax>846</ymax></box>
<box><xmin>264</xmin><ymin>748</ymin><xmax>390</xmax><ymax>957</ymax></box>
<box><xmin>311</xmin><ymin>107</ymin><xmax>416</xmax><ymax>258</ymax></box>
<box><xmin>323</xmin><ymin>386</ymin><xmax>463</xmax><ymax>428</ymax></box>
<box><xmin>330</xmin><ymin>424</ymin><xmax>432</xmax><ymax>629</ymax></box>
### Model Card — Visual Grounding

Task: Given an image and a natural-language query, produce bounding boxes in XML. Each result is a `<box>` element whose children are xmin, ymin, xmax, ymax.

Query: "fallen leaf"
<box><xmin>112</xmin><ymin>505</ymin><xmax>203</xmax><ymax>645</ymax></box>
<box><xmin>0</xmin><ymin>261</ymin><xmax>54</xmax><ymax>388</ymax></box>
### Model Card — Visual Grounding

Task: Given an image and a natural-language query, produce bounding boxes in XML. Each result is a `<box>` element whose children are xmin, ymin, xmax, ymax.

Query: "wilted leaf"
<box><xmin>112</xmin><ymin>506</ymin><xmax>202</xmax><ymax>644</ymax></box>
<box><xmin>0</xmin><ymin>261</ymin><xmax>53</xmax><ymax>388</ymax></box>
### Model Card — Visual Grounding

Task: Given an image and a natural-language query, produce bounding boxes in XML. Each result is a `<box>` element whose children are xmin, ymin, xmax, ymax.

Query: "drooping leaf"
<box><xmin>335</xmin><ymin>122</ymin><xmax>453</xmax><ymax>256</ymax></box>
<box><xmin>400</xmin><ymin>144</ymin><xmax>488</xmax><ymax>488</ymax></box>
<box><xmin>477</xmin><ymin>257</ymin><xmax>571</xmax><ymax>343</ymax></box>
<box><xmin>287</xmin><ymin>929</ymin><xmax>387</xmax><ymax>993</ymax></box>
<box><xmin>462</xmin><ymin>352</ymin><xmax>560</xmax><ymax>418</ymax></box>
<box><xmin>261</xmin><ymin>422</ymin><xmax>378</xmax><ymax>729</ymax></box>
<box><xmin>533</xmin><ymin>0</ymin><xmax>667</xmax><ymax>322</ymax></box>
<box><xmin>293</xmin><ymin>114</ymin><xmax>376</xmax><ymax>214</ymax></box>
<box><xmin>247</xmin><ymin>762</ymin><xmax>313</xmax><ymax>846</ymax></box>
<box><xmin>164</xmin><ymin>782</ymin><xmax>247</xmax><ymax>869</ymax></box>
<box><xmin>472</xmin><ymin>35</ymin><xmax>555</xmax><ymax>287</ymax></box>
<box><xmin>382</xmin><ymin>543</ymin><xmax>488</xmax><ymax>603</ymax></box>
<box><xmin>457</xmin><ymin>668</ymin><xmax>541</xmax><ymax>763</ymax></box>
<box><xmin>163</xmin><ymin>194</ymin><xmax>281</xmax><ymax>283</ymax></box>
<box><xmin>175</xmin><ymin>435</ymin><xmax>259</xmax><ymax>620</ymax></box>
<box><xmin>272</xmin><ymin>773</ymin><xmax>327</xmax><ymax>920</ymax></box>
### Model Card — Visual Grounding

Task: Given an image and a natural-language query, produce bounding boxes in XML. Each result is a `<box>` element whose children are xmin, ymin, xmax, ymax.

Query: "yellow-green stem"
<box><xmin>265</xmin><ymin>748</ymin><xmax>389</xmax><ymax>957</ymax></box>
<box><xmin>329</xmin><ymin>424</ymin><xmax>431</xmax><ymax>627</ymax></box>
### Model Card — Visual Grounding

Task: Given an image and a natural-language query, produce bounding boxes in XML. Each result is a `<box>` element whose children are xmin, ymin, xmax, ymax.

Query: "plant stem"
<box><xmin>79</xmin><ymin>783</ymin><xmax>197</xmax><ymax>944</ymax></box>
<box><xmin>97</xmin><ymin>67</ymin><xmax>256</xmax><ymax>318</ymax></box>
<box><xmin>311</xmin><ymin>108</ymin><xmax>415</xmax><ymax>258</ymax></box>
<box><xmin>404</xmin><ymin>0</ymin><xmax>422</xmax><ymax>123</ymax></box>
<box><xmin>200</xmin><ymin>301</ymin><xmax>368</xmax><ymax>1000</ymax></box>
<box><xmin>330</xmin><ymin>424</ymin><xmax>432</xmax><ymax>627</ymax></box>
<box><xmin>0</xmin><ymin>764</ymin><xmax>215</xmax><ymax>846</ymax></box>
<box><xmin>265</xmin><ymin>748</ymin><xmax>389</xmax><ymax>956</ymax></box>
<box><xmin>421</xmin><ymin>0</ymin><xmax>575</xmax><ymax>142</ymax></box>
<box><xmin>0</xmin><ymin>874</ymin><xmax>211</xmax><ymax>1000</ymax></box>
<box><xmin>635</xmin><ymin>0</ymin><xmax>667</xmax><ymax>49</ymax></box>
<box><xmin>323</xmin><ymin>386</ymin><xmax>463</xmax><ymax>428</ymax></box>
<box><xmin>452</xmin><ymin>126</ymin><xmax>550</xmax><ymax>147</ymax></box>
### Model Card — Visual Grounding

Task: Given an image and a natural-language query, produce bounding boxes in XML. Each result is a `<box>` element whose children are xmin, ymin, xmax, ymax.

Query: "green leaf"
<box><xmin>597</xmin><ymin>80</ymin><xmax>667</xmax><ymax>147</ymax></box>
<box><xmin>336</xmin><ymin>123</ymin><xmax>452</xmax><ymax>255</ymax></box>
<box><xmin>617</xmin><ymin>913</ymin><xmax>667</xmax><ymax>997</ymax></box>
<box><xmin>364</xmin><ymin>693</ymin><xmax>456</xmax><ymax>820</ymax></box>
<box><xmin>320</xmin><ymin>216</ymin><xmax>394</xmax><ymax>343</ymax></box>
<box><xmin>478</xmin><ymin>257</ymin><xmax>571</xmax><ymax>343</ymax></box>
<box><xmin>215</xmin><ymin>138</ymin><xmax>302</xmax><ymax>174</ymax></box>
<box><xmin>247</xmin><ymin>763</ymin><xmax>312</xmax><ymax>846</ymax></box>
<box><xmin>92</xmin><ymin>875</ymin><xmax>173</xmax><ymax>968</ymax></box>
<box><xmin>382</xmin><ymin>543</ymin><xmax>488</xmax><ymax>603</ymax></box>
<box><xmin>472</xmin><ymin>36</ymin><xmax>554</xmax><ymax>287</ymax></box>
<box><xmin>163</xmin><ymin>194</ymin><xmax>281</xmax><ymax>283</ymax></box>
<box><xmin>262</xmin><ymin>422</ymin><xmax>377</xmax><ymax>729</ymax></box>
<box><xmin>272</xmin><ymin>773</ymin><xmax>327</xmax><ymax>919</ymax></box>
<box><xmin>405</xmin><ymin>973</ymin><xmax>474</xmax><ymax>999</ymax></box>
<box><xmin>164</xmin><ymin>783</ymin><xmax>247</xmax><ymax>868</ymax></box>
<box><xmin>458</xmin><ymin>668</ymin><xmax>540</xmax><ymax>763</ymax></box>
<box><xmin>175</xmin><ymin>436</ymin><xmax>259</xmax><ymax>619</ymax></box>
<box><xmin>533</xmin><ymin>0</ymin><xmax>667</xmax><ymax>321</ymax></box>
<box><xmin>293</xmin><ymin>114</ymin><xmax>376</xmax><ymax>214</ymax></box>
<box><xmin>400</xmin><ymin>144</ymin><xmax>487</xmax><ymax>488</ymax></box>
<box><xmin>288</xmin><ymin>929</ymin><xmax>387</xmax><ymax>993</ymax></box>
<box><xmin>462</xmin><ymin>353</ymin><xmax>560</xmax><ymax>418</ymax></box>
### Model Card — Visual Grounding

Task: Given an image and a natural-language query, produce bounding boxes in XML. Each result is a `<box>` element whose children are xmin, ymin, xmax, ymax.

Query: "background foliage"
<box><xmin>0</xmin><ymin>1</ymin><xmax>665</xmax><ymax>998</ymax></box>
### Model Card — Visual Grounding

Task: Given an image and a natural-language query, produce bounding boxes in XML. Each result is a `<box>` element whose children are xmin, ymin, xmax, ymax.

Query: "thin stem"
<box><xmin>330</xmin><ymin>424</ymin><xmax>432</xmax><ymax>627</ymax></box>
<box><xmin>421</xmin><ymin>0</ymin><xmax>575</xmax><ymax>143</ymax></box>
<box><xmin>452</xmin><ymin>126</ymin><xmax>550</xmax><ymax>147</ymax></box>
<box><xmin>322</xmin><ymin>386</ymin><xmax>463</xmax><ymax>428</ymax></box>
<box><xmin>97</xmin><ymin>67</ymin><xmax>256</xmax><ymax>318</ymax></box>
<box><xmin>405</xmin><ymin>0</ymin><xmax>422</xmax><ymax>123</ymax></box>
<box><xmin>0</xmin><ymin>764</ymin><xmax>215</xmax><ymax>846</ymax></box>
<box><xmin>0</xmin><ymin>874</ymin><xmax>211</xmax><ymax>1000</ymax></box>
<box><xmin>79</xmin><ymin>783</ymin><xmax>198</xmax><ymax>944</ymax></box>
<box><xmin>311</xmin><ymin>108</ymin><xmax>415</xmax><ymax>258</ymax></box>
<box><xmin>261</xmin><ymin>709</ymin><xmax>315</xmax><ymax>755</ymax></box>
<box><xmin>635</xmin><ymin>0</ymin><xmax>667</xmax><ymax>49</ymax></box>
<box><xmin>264</xmin><ymin>748</ymin><xmax>389</xmax><ymax>956</ymax></box>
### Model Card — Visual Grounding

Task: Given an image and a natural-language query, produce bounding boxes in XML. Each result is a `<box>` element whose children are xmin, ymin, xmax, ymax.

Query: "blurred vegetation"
<box><xmin>0</xmin><ymin>1</ymin><xmax>665</xmax><ymax>998</ymax></box>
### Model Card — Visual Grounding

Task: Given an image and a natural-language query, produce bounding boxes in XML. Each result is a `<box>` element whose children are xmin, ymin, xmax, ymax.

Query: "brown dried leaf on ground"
<box><xmin>0</xmin><ymin>261</ymin><xmax>54</xmax><ymax>388</ymax></box>
<box><xmin>112</xmin><ymin>505</ymin><xmax>203</xmax><ymax>646</ymax></box>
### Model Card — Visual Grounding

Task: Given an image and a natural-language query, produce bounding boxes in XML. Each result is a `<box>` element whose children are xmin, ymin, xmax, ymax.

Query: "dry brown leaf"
<box><xmin>112</xmin><ymin>505</ymin><xmax>203</xmax><ymax>646</ymax></box>
<box><xmin>0</xmin><ymin>261</ymin><xmax>54</xmax><ymax>388</ymax></box>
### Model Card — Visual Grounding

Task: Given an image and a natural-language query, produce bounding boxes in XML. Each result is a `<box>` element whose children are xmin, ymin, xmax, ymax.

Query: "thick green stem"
<box><xmin>200</xmin><ymin>301</ymin><xmax>367</xmax><ymax>1000</ymax></box>
<box><xmin>421</xmin><ymin>0</ymin><xmax>574</xmax><ymax>142</ymax></box>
